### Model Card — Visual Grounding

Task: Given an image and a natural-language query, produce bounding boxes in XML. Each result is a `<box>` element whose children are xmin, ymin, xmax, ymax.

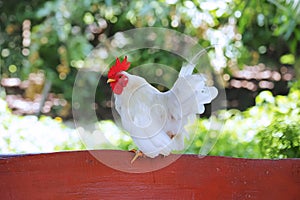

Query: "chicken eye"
<box><xmin>119</xmin><ymin>75</ymin><xmax>128</xmax><ymax>82</ymax></box>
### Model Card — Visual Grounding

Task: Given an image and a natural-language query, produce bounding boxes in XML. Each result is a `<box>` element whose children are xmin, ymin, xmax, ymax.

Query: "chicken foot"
<box><xmin>130</xmin><ymin>149</ymin><xmax>145</xmax><ymax>164</ymax></box>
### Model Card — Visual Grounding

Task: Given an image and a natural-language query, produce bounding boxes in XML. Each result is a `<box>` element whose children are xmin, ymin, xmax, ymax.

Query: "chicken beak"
<box><xmin>107</xmin><ymin>78</ymin><xmax>116</xmax><ymax>83</ymax></box>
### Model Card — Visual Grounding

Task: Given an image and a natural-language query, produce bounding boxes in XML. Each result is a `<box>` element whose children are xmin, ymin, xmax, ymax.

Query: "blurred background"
<box><xmin>0</xmin><ymin>0</ymin><xmax>299</xmax><ymax>158</ymax></box>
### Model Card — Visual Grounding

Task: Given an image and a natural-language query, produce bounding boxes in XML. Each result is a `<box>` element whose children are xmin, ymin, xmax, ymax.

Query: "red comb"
<box><xmin>108</xmin><ymin>56</ymin><xmax>130</xmax><ymax>78</ymax></box>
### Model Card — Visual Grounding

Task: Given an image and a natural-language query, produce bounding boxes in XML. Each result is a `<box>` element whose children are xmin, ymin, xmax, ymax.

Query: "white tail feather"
<box><xmin>179</xmin><ymin>63</ymin><xmax>195</xmax><ymax>77</ymax></box>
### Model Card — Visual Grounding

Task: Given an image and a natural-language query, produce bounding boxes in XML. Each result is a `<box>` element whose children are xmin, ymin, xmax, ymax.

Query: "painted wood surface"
<box><xmin>0</xmin><ymin>150</ymin><xmax>299</xmax><ymax>199</ymax></box>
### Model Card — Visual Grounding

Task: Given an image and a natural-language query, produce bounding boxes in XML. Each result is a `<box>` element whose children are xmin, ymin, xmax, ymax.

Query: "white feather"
<box><xmin>178</xmin><ymin>62</ymin><xmax>194</xmax><ymax>77</ymax></box>
<box><xmin>114</xmin><ymin>65</ymin><xmax>218</xmax><ymax>158</ymax></box>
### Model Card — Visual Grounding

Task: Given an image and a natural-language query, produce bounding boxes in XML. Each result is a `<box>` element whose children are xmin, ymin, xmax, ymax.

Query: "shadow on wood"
<box><xmin>0</xmin><ymin>150</ymin><xmax>299</xmax><ymax>199</ymax></box>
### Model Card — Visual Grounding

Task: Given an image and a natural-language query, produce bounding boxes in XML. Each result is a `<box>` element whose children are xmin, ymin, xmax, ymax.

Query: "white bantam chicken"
<box><xmin>107</xmin><ymin>56</ymin><xmax>218</xmax><ymax>163</ymax></box>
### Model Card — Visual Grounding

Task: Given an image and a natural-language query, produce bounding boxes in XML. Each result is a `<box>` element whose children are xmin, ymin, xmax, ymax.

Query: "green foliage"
<box><xmin>256</xmin><ymin>82</ymin><xmax>300</xmax><ymax>158</ymax></box>
<box><xmin>187</xmin><ymin>82</ymin><xmax>300</xmax><ymax>158</ymax></box>
<box><xmin>1</xmin><ymin>0</ymin><xmax>299</xmax><ymax>117</ymax></box>
<box><xmin>187</xmin><ymin>109</ymin><xmax>262</xmax><ymax>158</ymax></box>
<box><xmin>1</xmin><ymin>0</ymin><xmax>248</xmax><ymax>102</ymax></box>
<box><xmin>0</xmin><ymin>97</ymin><xmax>84</xmax><ymax>153</ymax></box>
<box><xmin>258</xmin><ymin>119</ymin><xmax>300</xmax><ymax>158</ymax></box>
<box><xmin>233</xmin><ymin>0</ymin><xmax>300</xmax><ymax>66</ymax></box>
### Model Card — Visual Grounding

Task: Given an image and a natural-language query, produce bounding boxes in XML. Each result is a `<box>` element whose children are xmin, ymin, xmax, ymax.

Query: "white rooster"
<box><xmin>107</xmin><ymin>56</ymin><xmax>218</xmax><ymax>163</ymax></box>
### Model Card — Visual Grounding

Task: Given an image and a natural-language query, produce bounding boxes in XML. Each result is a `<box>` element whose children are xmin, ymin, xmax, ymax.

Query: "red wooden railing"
<box><xmin>0</xmin><ymin>150</ymin><xmax>299</xmax><ymax>199</ymax></box>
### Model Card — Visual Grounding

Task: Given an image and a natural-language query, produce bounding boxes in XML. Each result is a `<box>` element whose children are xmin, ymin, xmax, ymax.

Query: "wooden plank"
<box><xmin>0</xmin><ymin>150</ymin><xmax>299</xmax><ymax>199</ymax></box>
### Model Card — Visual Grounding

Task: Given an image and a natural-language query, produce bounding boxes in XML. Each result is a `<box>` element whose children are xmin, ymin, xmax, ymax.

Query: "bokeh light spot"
<box><xmin>83</xmin><ymin>12</ymin><xmax>94</xmax><ymax>24</ymax></box>
<box><xmin>8</xmin><ymin>64</ymin><xmax>17</xmax><ymax>73</ymax></box>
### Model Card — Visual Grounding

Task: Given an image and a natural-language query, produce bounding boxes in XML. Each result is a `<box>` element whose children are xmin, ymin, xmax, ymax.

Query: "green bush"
<box><xmin>0</xmin><ymin>96</ymin><xmax>84</xmax><ymax>154</ymax></box>
<box><xmin>188</xmin><ymin>81</ymin><xmax>300</xmax><ymax>158</ymax></box>
<box><xmin>256</xmin><ymin>82</ymin><xmax>300</xmax><ymax>158</ymax></box>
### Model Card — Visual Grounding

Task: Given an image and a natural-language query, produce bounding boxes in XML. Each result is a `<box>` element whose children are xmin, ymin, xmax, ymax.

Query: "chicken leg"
<box><xmin>130</xmin><ymin>149</ymin><xmax>144</xmax><ymax>164</ymax></box>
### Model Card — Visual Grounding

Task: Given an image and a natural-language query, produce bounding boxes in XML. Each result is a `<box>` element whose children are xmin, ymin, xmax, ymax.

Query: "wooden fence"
<box><xmin>0</xmin><ymin>150</ymin><xmax>299</xmax><ymax>199</ymax></box>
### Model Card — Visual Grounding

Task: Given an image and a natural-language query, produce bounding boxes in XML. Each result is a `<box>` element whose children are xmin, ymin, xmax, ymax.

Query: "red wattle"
<box><xmin>113</xmin><ymin>83</ymin><xmax>124</xmax><ymax>95</ymax></box>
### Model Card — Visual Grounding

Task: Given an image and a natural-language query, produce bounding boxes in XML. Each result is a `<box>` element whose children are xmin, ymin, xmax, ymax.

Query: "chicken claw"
<box><xmin>130</xmin><ymin>149</ymin><xmax>144</xmax><ymax>164</ymax></box>
<box><xmin>167</xmin><ymin>131</ymin><xmax>175</xmax><ymax>139</ymax></box>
